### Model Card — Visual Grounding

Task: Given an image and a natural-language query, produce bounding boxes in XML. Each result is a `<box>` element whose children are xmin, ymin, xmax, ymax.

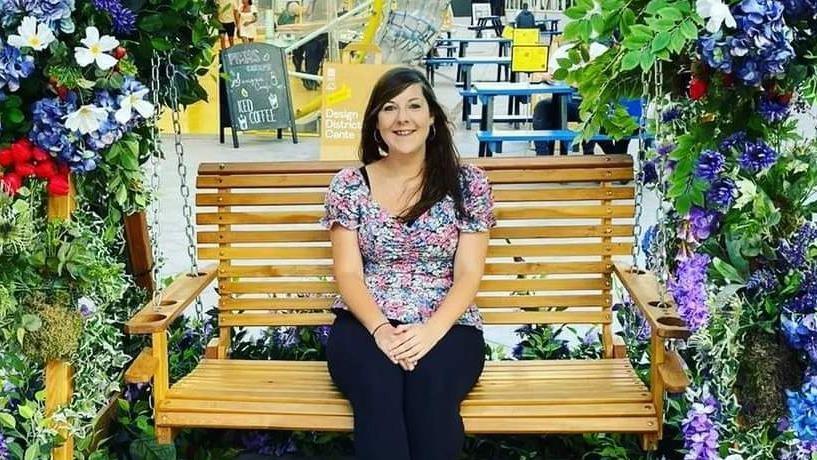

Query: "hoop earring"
<box><xmin>428</xmin><ymin>125</ymin><xmax>436</xmax><ymax>140</ymax></box>
<box><xmin>373</xmin><ymin>130</ymin><xmax>388</xmax><ymax>157</ymax></box>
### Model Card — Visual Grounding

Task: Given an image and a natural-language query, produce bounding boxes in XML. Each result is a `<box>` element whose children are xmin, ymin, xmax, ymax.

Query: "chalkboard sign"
<box><xmin>219</xmin><ymin>43</ymin><xmax>297</xmax><ymax>148</ymax></box>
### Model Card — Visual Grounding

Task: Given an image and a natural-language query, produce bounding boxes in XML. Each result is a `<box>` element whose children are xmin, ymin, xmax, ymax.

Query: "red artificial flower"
<box><xmin>1</xmin><ymin>172</ymin><xmax>22</xmax><ymax>195</ymax></box>
<box><xmin>689</xmin><ymin>77</ymin><xmax>708</xmax><ymax>100</ymax></box>
<box><xmin>34</xmin><ymin>161</ymin><xmax>57</xmax><ymax>179</ymax></box>
<box><xmin>47</xmin><ymin>175</ymin><xmax>70</xmax><ymax>196</ymax></box>
<box><xmin>113</xmin><ymin>46</ymin><xmax>127</xmax><ymax>60</ymax></box>
<box><xmin>14</xmin><ymin>162</ymin><xmax>36</xmax><ymax>177</ymax></box>
<box><xmin>31</xmin><ymin>146</ymin><xmax>49</xmax><ymax>162</ymax></box>
<box><xmin>0</xmin><ymin>148</ymin><xmax>12</xmax><ymax>168</ymax></box>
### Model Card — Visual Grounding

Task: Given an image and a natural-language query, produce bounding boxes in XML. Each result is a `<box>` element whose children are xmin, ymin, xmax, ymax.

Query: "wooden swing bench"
<box><xmin>124</xmin><ymin>155</ymin><xmax>690</xmax><ymax>450</ymax></box>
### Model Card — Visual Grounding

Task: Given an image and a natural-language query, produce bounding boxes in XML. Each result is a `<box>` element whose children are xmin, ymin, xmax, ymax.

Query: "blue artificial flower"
<box><xmin>787</xmin><ymin>372</ymin><xmax>817</xmax><ymax>441</ymax></box>
<box><xmin>0</xmin><ymin>44</ymin><xmax>35</xmax><ymax>92</ymax></box>
<box><xmin>656</xmin><ymin>141</ymin><xmax>676</xmax><ymax>157</ymax></box>
<box><xmin>720</xmin><ymin>131</ymin><xmax>749</xmax><ymax>152</ymax></box>
<box><xmin>759</xmin><ymin>94</ymin><xmax>791</xmax><ymax>122</ymax></box>
<box><xmin>640</xmin><ymin>160</ymin><xmax>658</xmax><ymax>185</ymax></box>
<box><xmin>782</xmin><ymin>0</ymin><xmax>817</xmax><ymax>21</ymax></box>
<box><xmin>738</xmin><ymin>138</ymin><xmax>778</xmax><ymax>172</ymax></box>
<box><xmin>91</xmin><ymin>0</ymin><xmax>136</xmax><ymax>35</ymax></box>
<box><xmin>682</xmin><ymin>390</ymin><xmax>720</xmax><ymax>459</ymax></box>
<box><xmin>707</xmin><ymin>177</ymin><xmax>738</xmax><ymax>210</ymax></box>
<box><xmin>695</xmin><ymin>150</ymin><xmax>726</xmax><ymax>182</ymax></box>
<box><xmin>661</xmin><ymin>106</ymin><xmax>682</xmax><ymax>123</ymax></box>
<box><xmin>276</xmin><ymin>327</ymin><xmax>300</xmax><ymax>349</ymax></box>
<box><xmin>0</xmin><ymin>431</ymin><xmax>8</xmax><ymax>460</ymax></box>
<box><xmin>779</xmin><ymin>223</ymin><xmax>817</xmax><ymax>271</ymax></box>
<box><xmin>313</xmin><ymin>325</ymin><xmax>330</xmax><ymax>347</ymax></box>
<box><xmin>745</xmin><ymin>268</ymin><xmax>779</xmax><ymax>296</ymax></box>
<box><xmin>699</xmin><ymin>34</ymin><xmax>733</xmax><ymax>73</ymax></box>
<box><xmin>29</xmin><ymin>94</ymin><xmax>78</xmax><ymax>166</ymax></box>
<box><xmin>1</xmin><ymin>0</ymin><xmax>74</xmax><ymax>33</ymax></box>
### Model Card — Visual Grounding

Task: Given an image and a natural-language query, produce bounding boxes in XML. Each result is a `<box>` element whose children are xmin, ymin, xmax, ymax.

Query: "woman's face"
<box><xmin>376</xmin><ymin>83</ymin><xmax>434</xmax><ymax>158</ymax></box>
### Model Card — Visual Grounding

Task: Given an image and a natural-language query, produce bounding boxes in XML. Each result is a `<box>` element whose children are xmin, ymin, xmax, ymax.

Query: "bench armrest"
<box><xmin>125</xmin><ymin>264</ymin><xmax>218</xmax><ymax>335</ymax></box>
<box><xmin>124</xmin><ymin>348</ymin><xmax>157</xmax><ymax>384</ymax></box>
<box><xmin>612</xmin><ymin>262</ymin><xmax>690</xmax><ymax>339</ymax></box>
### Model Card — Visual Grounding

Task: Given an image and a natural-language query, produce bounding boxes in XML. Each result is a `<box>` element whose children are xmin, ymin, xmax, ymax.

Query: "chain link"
<box><xmin>149</xmin><ymin>51</ymin><xmax>164</xmax><ymax>311</ymax></box>
<box><xmin>165</xmin><ymin>54</ymin><xmax>205</xmax><ymax>332</ymax></box>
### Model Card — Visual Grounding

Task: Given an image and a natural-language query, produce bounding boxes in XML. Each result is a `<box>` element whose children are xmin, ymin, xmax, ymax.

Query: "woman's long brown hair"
<box><xmin>359</xmin><ymin>67</ymin><xmax>465</xmax><ymax>223</ymax></box>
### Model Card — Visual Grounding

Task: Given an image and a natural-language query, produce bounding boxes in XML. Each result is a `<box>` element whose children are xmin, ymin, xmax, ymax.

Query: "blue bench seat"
<box><xmin>477</xmin><ymin>130</ymin><xmax>645</xmax><ymax>156</ymax></box>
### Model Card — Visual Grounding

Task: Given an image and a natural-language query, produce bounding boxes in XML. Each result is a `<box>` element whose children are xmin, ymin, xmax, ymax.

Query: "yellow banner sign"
<box><xmin>320</xmin><ymin>63</ymin><xmax>394</xmax><ymax>161</ymax></box>
<box><xmin>513</xmin><ymin>28</ymin><xmax>539</xmax><ymax>45</ymax></box>
<box><xmin>512</xmin><ymin>45</ymin><xmax>549</xmax><ymax>73</ymax></box>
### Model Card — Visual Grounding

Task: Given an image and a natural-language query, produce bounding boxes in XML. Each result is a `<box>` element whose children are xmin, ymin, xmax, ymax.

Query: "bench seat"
<box><xmin>159</xmin><ymin>359</ymin><xmax>657</xmax><ymax>434</ymax></box>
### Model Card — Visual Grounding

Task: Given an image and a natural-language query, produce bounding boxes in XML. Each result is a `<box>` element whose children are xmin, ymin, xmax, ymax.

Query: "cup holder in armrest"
<box><xmin>656</xmin><ymin>316</ymin><xmax>685</xmax><ymax>327</ymax></box>
<box><xmin>136</xmin><ymin>313</ymin><xmax>168</xmax><ymax>323</ymax></box>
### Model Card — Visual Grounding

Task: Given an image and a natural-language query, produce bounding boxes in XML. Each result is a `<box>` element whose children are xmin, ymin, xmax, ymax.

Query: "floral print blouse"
<box><xmin>319</xmin><ymin>163</ymin><xmax>496</xmax><ymax>329</ymax></box>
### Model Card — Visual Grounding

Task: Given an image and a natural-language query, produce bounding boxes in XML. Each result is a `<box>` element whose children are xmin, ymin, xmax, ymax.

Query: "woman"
<box><xmin>319</xmin><ymin>67</ymin><xmax>495</xmax><ymax>460</ymax></box>
<box><xmin>238</xmin><ymin>0</ymin><xmax>257</xmax><ymax>43</ymax></box>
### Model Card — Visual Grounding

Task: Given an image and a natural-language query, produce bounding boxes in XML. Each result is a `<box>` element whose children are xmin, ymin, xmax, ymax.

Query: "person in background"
<box><xmin>217</xmin><ymin>0</ymin><xmax>240</xmax><ymax>49</ymax></box>
<box><xmin>277</xmin><ymin>0</ymin><xmax>300</xmax><ymax>25</ymax></box>
<box><xmin>238</xmin><ymin>0</ymin><xmax>258</xmax><ymax>43</ymax></box>
<box><xmin>293</xmin><ymin>0</ymin><xmax>327</xmax><ymax>91</ymax></box>
<box><xmin>514</xmin><ymin>3</ymin><xmax>537</xmax><ymax>29</ymax></box>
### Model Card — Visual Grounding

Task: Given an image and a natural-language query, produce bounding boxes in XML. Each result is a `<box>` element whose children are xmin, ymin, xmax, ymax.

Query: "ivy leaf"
<box><xmin>0</xmin><ymin>412</ymin><xmax>16</xmax><ymax>429</ymax></box>
<box><xmin>640</xmin><ymin>50</ymin><xmax>656</xmax><ymax>70</ymax></box>
<box><xmin>712</xmin><ymin>257</ymin><xmax>746</xmax><ymax>283</ymax></box>
<box><xmin>680</xmin><ymin>20</ymin><xmax>699</xmax><ymax>39</ymax></box>
<box><xmin>18</xmin><ymin>404</ymin><xmax>34</xmax><ymax>419</ymax></box>
<box><xmin>24</xmin><ymin>445</ymin><xmax>38</xmax><ymax>460</ymax></box>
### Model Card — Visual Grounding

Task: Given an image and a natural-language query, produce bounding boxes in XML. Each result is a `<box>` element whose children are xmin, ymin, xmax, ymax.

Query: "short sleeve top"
<box><xmin>319</xmin><ymin>163</ymin><xmax>496</xmax><ymax>329</ymax></box>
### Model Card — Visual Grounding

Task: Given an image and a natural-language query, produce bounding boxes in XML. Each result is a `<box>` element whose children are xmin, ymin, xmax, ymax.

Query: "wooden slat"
<box><xmin>159</xmin><ymin>398</ymin><xmax>655</xmax><ymax>418</ymax></box>
<box><xmin>218</xmin><ymin>294</ymin><xmax>609</xmax><ymax>311</ymax></box>
<box><xmin>197</xmin><ymin>225</ymin><xmax>634</xmax><ymax>244</ymax></box>
<box><xmin>212</xmin><ymin>261</ymin><xmax>610</xmax><ymax>278</ymax></box>
<box><xmin>197</xmin><ymin>155</ymin><xmax>634</xmax><ymax>175</ymax></box>
<box><xmin>197</xmin><ymin>206</ymin><xmax>633</xmax><ymax>225</ymax></box>
<box><xmin>219</xmin><ymin>278</ymin><xmax>609</xmax><ymax>295</ymax></box>
<box><xmin>217</xmin><ymin>310</ymin><xmax>612</xmax><ymax>327</ymax></box>
<box><xmin>195</xmin><ymin>187</ymin><xmax>635</xmax><ymax>207</ymax></box>
<box><xmin>200</xmin><ymin>243</ymin><xmax>632</xmax><ymax>260</ymax></box>
<box><xmin>197</xmin><ymin>173</ymin><xmax>336</xmax><ymax>189</ymax></box>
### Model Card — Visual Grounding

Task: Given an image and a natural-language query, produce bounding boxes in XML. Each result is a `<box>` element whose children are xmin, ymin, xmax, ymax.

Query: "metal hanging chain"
<box><xmin>149</xmin><ymin>51</ymin><xmax>165</xmax><ymax>311</ymax></box>
<box><xmin>165</xmin><ymin>54</ymin><xmax>206</xmax><ymax>332</ymax></box>
<box><xmin>630</xmin><ymin>70</ymin><xmax>652</xmax><ymax>272</ymax></box>
<box><xmin>653</xmin><ymin>61</ymin><xmax>670</xmax><ymax>304</ymax></box>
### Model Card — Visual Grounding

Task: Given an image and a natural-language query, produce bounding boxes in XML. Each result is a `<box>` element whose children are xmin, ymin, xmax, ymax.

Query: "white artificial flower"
<box><xmin>115</xmin><ymin>89</ymin><xmax>154</xmax><ymax>124</ymax></box>
<box><xmin>74</xmin><ymin>26</ymin><xmax>119</xmax><ymax>70</ymax></box>
<box><xmin>724</xmin><ymin>455</ymin><xmax>744</xmax><ymax>460</ymax></box>
<box><xmin>696</xmin><ymin>0</ymin><xmax>737</xmax><ymax>33</ymax></box>
<box><xmin>65</xmin><ymin>104</ymin><xmax>108</xmax><ymax>135</ymax></box>
<box><xmin>7</xmin><ymin>16</ymin><xmax>56</xmax><ymax>51</ymax></box>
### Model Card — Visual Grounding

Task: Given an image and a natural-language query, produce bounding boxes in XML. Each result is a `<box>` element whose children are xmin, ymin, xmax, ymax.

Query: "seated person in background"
<box><xmin>514</xmin><ymin>3</ymin><xmax>537</xmax><ymax>29</ymax></box>
<box><xmin>531</xmin><ymin>41</ymin><xmax>633</xmax><ymax>156</ymax></box>
<box><xmin>277</xmin><ymin>0</ymin><xmax>300</xmax><ymax>25</ymax></box>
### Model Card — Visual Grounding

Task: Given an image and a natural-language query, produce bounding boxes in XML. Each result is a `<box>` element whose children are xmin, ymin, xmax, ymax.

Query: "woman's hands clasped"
<box><xmin>372</xmin><ymin>324</ymin><xmax>418</xmax><ymax>371</ymax></box>
<box><xmin>372</xmin><ymin>322</ymin><xmax>448</xmax><ymax>371</ymax></box>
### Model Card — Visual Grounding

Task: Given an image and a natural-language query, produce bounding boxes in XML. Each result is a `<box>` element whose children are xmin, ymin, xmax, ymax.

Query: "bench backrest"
<box><xmin>197</xmin><ymin>155</ymin><xmax>635</xmax><ymax>356</ymax></box>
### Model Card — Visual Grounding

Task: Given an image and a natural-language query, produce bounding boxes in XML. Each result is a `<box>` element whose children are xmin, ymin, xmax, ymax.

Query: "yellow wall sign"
<box><xmin>320</xmin><ymin>63</ymin><xmax>394</xmax><ymax>160</ymax></box>
<box><xmin>512</xmin><ymin>45</ymin><xmax>549</xmax><ymax>73</ymax></box>
<box><xmin>513</xmin><ymin>28</ymin><xmax>539</xmax><ymax>45</ymax></box>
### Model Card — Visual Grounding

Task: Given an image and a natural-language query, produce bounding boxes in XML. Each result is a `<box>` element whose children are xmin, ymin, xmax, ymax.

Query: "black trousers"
<box><xmin>532</xmin><ymin>95</ymin><xmax>630</xmax><ymax>155</ymax></box>
<box><xmin>327</xmin><ymin>310</ymin><xmax>485</xmax><ymax>460</ymax></box>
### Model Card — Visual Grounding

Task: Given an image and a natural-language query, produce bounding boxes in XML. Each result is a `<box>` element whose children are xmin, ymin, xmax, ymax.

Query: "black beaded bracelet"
<box><xmin>371</xmin><ymin>321</ymin><xmax>390</xmax><ymax>337</ymax></box>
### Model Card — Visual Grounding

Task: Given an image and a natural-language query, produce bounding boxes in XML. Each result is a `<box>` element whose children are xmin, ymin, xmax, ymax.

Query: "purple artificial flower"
<box><xmin>656</xmin><ymin>142</ymin><xmax>676</xmax><ymax>157</ymax></box>
<box><xmin>707</xmin><ymin>177</ymin><xmax>738</xmax><ymax>210</ymax></box>
<box><xmin>91</xmin><ymin>0</ymin><xmax>137</xmax><ymax>35</ymax></box>
<box><xmin>787</xmin><ymin>373</ymin><xmax>817</xmax><ymax>441</ymax></box>
<box><xmin>241</xmin><ymin>431</ymin><xmax>275</xmax><ymax>455</ymax></box>
<box><xmin>276</xmin><ymin>327</ymin><xmax>300</xmax><ymax>349</ymax></box>
<box><xmin>681</xmin><ymin>207</ymin><xmax>719</xmax><ymax>244</ymax></box>
<box><xmin>661</xmin><ymin>106</ymin><xmax>682</xmax><ymax>123</ymax></box>
<box><xmin>0</xmin><ymin>44</ymin><xmax>35</xmax><ymax>92</ymax></box>
<box><xmin>0</xmin><ymin>431</ymin><xmax>8</xmax><ymax>460</ymax></box>
<box><xmin>1</xmin><ymin>0</ymin><xmax>75</xmax><ymax>33</ymax></box>
<box><xmin>29</xmin><ymin>94</ymin><xmax>78</xmax><ymax>168</ymax></box>
<box><xmin>699</xmin><ymin>35</ymin><xmax>733</xmax><ymax>73</ymax></box>
<box><xmin>682</xmin><ymin>391</ymin><xmax>720</xmax><ymax>459</ymax></box>
<box><xmin>669</xmin><ymin>253</ymin><xmax>712</xmax><ymax>332</ymax></box>
<box><xmin>695</xmin><ymin>150</ymin><xmax>726</xmax><ymax>182</ymax></box>
<box><xmin>781</xmin><ymin>0</ymin><xmax>817</xmax><ymax>21</ymax></box>
<box><xmin>759</xmin><ymin>94</ymin><xmax>791</xmax><ymax>122</ymax></box>
<box><xmin>581</xmin><ymin>329</ymin><xmax>599</xmax><ymax>346</ymax></box>
<box><xmin>313</xmin><ymin>325</ymin><xmax>330</xmax><ymax>347</ymax></box>
<box><xmin>640</xmin><ymin>160</ymin><xmax>658</xmax><ymax>185</ymax></box>
<box><xmin>782</xmin><ymin>268</ymin><xmax>817</xmax><ymax>314</ymax></box>
<box><xmin>738</xmin><ymin>138</ymin><xmax>778</xmax><ymax>173</ymax></box>
<box><xmin>77</xmin><ymin>297</ymin><xmax>96</xmax><ymax>318</ymax></box>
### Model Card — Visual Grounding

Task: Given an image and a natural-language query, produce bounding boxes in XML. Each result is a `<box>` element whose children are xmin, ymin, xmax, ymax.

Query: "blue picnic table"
<box><xmin>457</xmin><ymin>56</ymin><xmax>514</xmax><ymax>122</ymax></box>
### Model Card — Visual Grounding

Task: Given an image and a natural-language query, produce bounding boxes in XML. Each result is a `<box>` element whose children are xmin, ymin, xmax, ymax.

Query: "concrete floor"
<box><xmin>151</xmin><ymin>20</ymin><xmax>817</xmax><ymax>349</ymax></box>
